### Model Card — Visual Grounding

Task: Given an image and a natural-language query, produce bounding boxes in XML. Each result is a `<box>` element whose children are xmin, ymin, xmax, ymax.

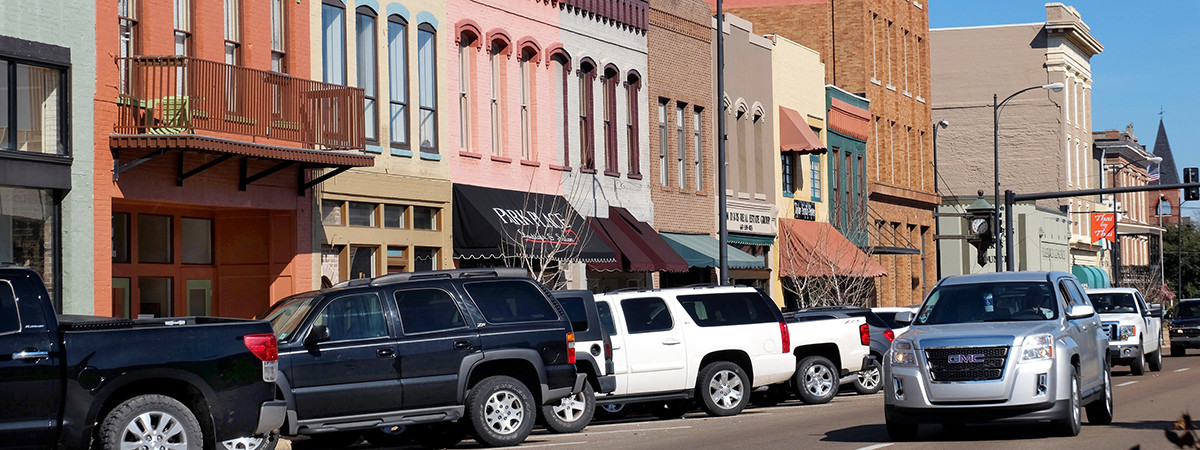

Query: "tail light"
<box><xmin>244</xmin><ymin>333</ymin><xmax>279</xmax><ymax>383</ymax></box>
<box><xmin>884</xmin><ymin>329</ymin><xmax>895</xmax><ymax>342</ymax></box>
<box><xmin>779</xmin><ymin>322</ymin><xmax>791</xmax><ymax>354</ymax></box>
<box><xmin>605</xmin><ymin>341</ymin><xmax>612</xmax><ymax>359</ymax></box>
<box><xmin>859</xmin><ymin>323</ymin><xmax>870</xmax><ymax>346</ymax></box>
<box><xmin>567</xmin><ymin>332</ymin><xmax>576</xmax><ymax>364</ymax></box>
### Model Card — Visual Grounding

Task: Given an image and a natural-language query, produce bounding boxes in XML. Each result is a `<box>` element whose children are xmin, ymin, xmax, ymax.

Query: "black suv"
<box><xmin>543</xmin><ymin>290</ymin><xmax>616</xmax><ymax>432</ymax></box>
<box><xmin>786</xmin><ymin>306</ymin><xmax>888</xmax><ymax>395</ymax></box>
<box><xmin>260</xmin><ymin>268</ymin><xmax>586</xmax><ymax>447</ymax></box>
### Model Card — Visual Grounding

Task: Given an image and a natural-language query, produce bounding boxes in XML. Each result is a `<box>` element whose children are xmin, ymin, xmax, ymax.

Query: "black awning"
<box><xmin>452</xmin><ymin>184</ymin><xmax>616</xmax><ymax>263</ymax></box>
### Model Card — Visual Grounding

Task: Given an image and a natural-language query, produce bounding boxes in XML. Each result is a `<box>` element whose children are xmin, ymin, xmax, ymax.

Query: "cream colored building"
<box><xmin>931</xmin><ymin>3</ymin><xmax>1104</xmax><ymax>272</ymax></box>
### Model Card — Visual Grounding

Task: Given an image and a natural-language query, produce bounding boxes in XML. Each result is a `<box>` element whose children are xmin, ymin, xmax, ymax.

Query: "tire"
<box><xmin>541</xmin><ymin>383</ymin><xmax>595</xmax><ymax>433</ymax></box>
<box><xmin>852</xmin><ymin>358</ymin><xmax>883</xmax><ymax>395</ymax></box>
<box><xmin>413</xmin><ymin>422</ymin><xmax>466</xmax><ymax>449</ymax></box>
<box><xmin>465</xmin><ymin>375</ymin><xmax>536</xmax><ymax>447</ymax></box>
<box><xmin>794</xmin><ymin>356</ymin><xmax>838</xmax><ymax>405</ymax></box>
<box><xmin>99</xmin><ymin>394</ymin><xmax>203</xmax><ymax>450</ymax></box>
<box><xmin>221</xmin><ymin>433</ymin><xmax>279</xmax><ymax>450</ymax></box>
<box><xmin>697</xmin><ymin>361</ymin><xmax>750</xmax><ymax>417</ymax></box>
<box><xmin>649</xmin><ymin>400</ymin><xmax>690</xmax><ymax>420</ymax></box>
<box><xmin>1130</xmin><ymin>344</ymin><xmax>1146</xmax><ymax>376</ymax></box>
<box><xmin>1085</xmin><ymin>365</ymin><xmax>1114</xmax><ymax>425</ymax></box>
<box><xmin>1149</xmin><ymin>340</ymin><xmax>1164</xmax><ymax>372</ymax></box>
<box><xmin>885</xmin><ymin>419</ymin><xmax>918</xmax><ymax>441</ymax></box>
<box><xmin>1053</xmin><ymin>368</ymin><xmax>1082</xmax><ymax>437</ymax></box>
<box><xmin>751</xmin><ymin>383</ymin><xmax>791</xmax><ymax>407</ymax></box>
<box><xmin>594</xmin><ymin>403</ymin><xmax>630</xmax><ymax>421</ymax></box>
<box><xmin>298</xmin><ymin>431</ymin><xmax>362</xmax><ymax>449</ymax></box>
<box><xmin>366</xmin><ymin>426</ymin><xmax>412</xmax><ymax>447</ymax></box>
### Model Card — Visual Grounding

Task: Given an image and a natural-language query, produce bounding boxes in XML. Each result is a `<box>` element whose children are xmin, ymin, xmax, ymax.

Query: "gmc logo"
<box><xmin>946</xmin><ymin>354</ymin><xmax>985</xmax><ymax>364</ymax></box>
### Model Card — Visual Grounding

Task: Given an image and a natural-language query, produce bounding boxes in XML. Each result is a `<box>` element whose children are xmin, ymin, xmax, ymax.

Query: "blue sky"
<box><xmin>930</xmin><ymin>1</ymin><xmax>1199</xmax><ymax>216</ymax></box>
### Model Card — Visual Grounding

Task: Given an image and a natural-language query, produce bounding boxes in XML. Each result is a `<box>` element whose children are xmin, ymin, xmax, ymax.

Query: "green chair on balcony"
<box><xmin>148</xmin><ymin>96</ymin><xmax>192</xmax><ymax>134</ymax></box>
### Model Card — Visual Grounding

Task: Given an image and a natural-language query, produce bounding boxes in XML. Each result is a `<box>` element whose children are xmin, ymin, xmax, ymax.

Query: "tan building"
<box><xmin>714</xmin><ymin>0</ymin><xmax>938</xmax><ymax>307</ymax></box>
<box><xmin>931</xmin><ymin>3</ymin><xmax>1104</xmax><ymax>273</ymax></box>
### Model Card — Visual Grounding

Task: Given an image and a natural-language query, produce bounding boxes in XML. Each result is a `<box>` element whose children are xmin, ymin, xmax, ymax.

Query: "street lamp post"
<box><xmin>993</xmin><ymin>82</ymin><xmax>1064</xmax><ymax>272</ymax></box>
<box><xmin>933</xmin><ymin>119</ymin><xmax>949</xmax><ymax>279</ymax></box>
<box><xmin>1108</xmin><ymin>156</ymin><xmax>1163</xmax><ymax>286</ymax></box>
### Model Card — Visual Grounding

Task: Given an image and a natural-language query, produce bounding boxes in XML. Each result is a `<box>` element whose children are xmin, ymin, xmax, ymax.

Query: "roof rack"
<box><xmin>369</xmin><ymin>267</ymin><xmax>530</xmax><ymax>286</ymax></box>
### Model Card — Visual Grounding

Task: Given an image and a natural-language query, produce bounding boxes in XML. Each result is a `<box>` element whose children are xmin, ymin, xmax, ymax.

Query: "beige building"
<box><xmin>931</xmin><ymin>3</ymin><xmax>1104</xmax><ymax>271</ymax></box>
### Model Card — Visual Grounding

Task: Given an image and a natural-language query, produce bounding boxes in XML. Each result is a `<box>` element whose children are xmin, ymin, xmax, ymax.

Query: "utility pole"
<box><xmin>717</xmin><ymin>0</ymin><xmax>728</xmax><ymax>285</ymax></box>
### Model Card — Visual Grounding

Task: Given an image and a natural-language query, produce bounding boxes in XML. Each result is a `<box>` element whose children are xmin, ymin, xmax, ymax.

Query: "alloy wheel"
<box><xmin>804</xmin><ymin>363</ymin><xmax>834</xmax><ymax>397</ymax></box>
<box><xmin>708</xmin><ymin>369</ymin><xmax>745</xmax><ymax>409</ymax></box>
<box><xmin>484</xmin><ymin>390</ymin><xmax>525</xmax><ymax>435</ymax></box>
<box><xmin>122</xmin><ymin>411</ymin><xmax>190</xmax><ymax>450</ymax></box>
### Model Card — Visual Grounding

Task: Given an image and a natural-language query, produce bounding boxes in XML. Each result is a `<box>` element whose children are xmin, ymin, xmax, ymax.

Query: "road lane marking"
<box><xmin>856</xmin><ymin>444</ymin><xmax>894</xmax><ymax>450</ymax></box>
<box><xmin>524</xmin><ymin>442</ymin><xmax>589</xmax><ymax>448</ymax></box>
<box><xmin>1117</xmin><ymin>380</ymin><xmax>1139</xmax><ymax>387</ymax></box>
<box><xmin>1176</xmin><ymin>367</ymin><xmax>1191</xmax><ymax>372</ymax></box>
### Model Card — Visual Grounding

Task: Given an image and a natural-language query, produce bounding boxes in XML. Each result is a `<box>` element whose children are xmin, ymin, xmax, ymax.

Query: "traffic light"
<box><xmin>1186</xmin><ymin>167</ymin><xmax>1199</xmax><ymax>201</ymax></box>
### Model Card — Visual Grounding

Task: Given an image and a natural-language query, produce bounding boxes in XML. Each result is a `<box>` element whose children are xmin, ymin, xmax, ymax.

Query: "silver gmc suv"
<box><xmin>883</xmin><ymin>271</ymin><xmax>1113</xmax><ymax>440</ymax></box>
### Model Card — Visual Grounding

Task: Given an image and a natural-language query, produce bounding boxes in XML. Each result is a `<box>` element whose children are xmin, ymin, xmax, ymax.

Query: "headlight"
<box><xmin>1118</xmin><ymin>325</ymin><xmax>1136</xmax><ymax>341</ymax></box>
<box><xmin>1021</xmin><ymin>333</ymin><xmax>1054</xmax><ymax>362</ymax></box>
<box><xmin>891</xmin><ymin>339</ymin><xmax>918</xmax><ymax>366</ymax></box>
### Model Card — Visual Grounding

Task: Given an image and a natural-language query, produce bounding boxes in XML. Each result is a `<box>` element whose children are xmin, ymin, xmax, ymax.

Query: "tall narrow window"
<box><xmin>603</xmin><ymin>66</ymin><xmax>619</xmax><ymax>175</ymax></box>
<box><xmin>356</xmin><ymin>6</ymin><xmax>378</xmax><ymax>144</ymax></box>
<box><xmin>831</xmin><ymin>149</ymin><xmax>840</xmax><ymax>208</ymax></box>
<box><xmin>270</xmin><ymin>0</ymin><xmax>285</xmax><ymax>72</ymax></box>
<box><xmin>578</xmin><ymin>60</ymin><xmax>596</xmax><ymax>171</ymax></box>
<box><xmin>551</xmin><ymin>53</ymin><xmax>569</xmax><ymax>166</ymax></box>
<box><xmin>903</xmin><ymin>29</ymin><xmax>909</xmax><ymax>93</ymax></box>
<box><xmin>388</xmin><ymin>15</ymin><xmax>408</xmax><ymax>149</ymax></box>
<box><xmin>520</xmin><ymin>48</ymin><xmax>536</xmax><ymax>161</ymax></box>
<box><xmin>693</xmin><ymin>107</ymin><xmax>702</xmax><ymax>190</ymax></box>
<box><xmin>458</xmin><ymin>32</ymin><xmax>476</xmax><ymax>151</ymax></box>
<box><xmin>870</xmin><ymin>12</ymin><xmax>877</xmax><ymax>81</ymax></box>
<box><xmin>676</xmin><ymin>103</ymin><xmax>686</xmax><ymax>189</ymax></box>
<box><xmin>886</xmin><ymin>20</ymin><xmax>893</xmax><ymax>85</ymax></box>
<box><xmin>321</xmin><ymin>0</ymin><xmax>346</xmax><ymax>85</ymax></box>
<box><xmin>417</xmin><ymin>24</ymin><xmax>437</xmax><ymax>153</ymax></box>
<box><xmin>118</xmin><ymin>0</ymin><xmax>138</xmax><ymax>94</ymax></box>
<box><xmin>810</xmin><ymin>155</ymin><xmax>822</xmax><ymax>201</ymax></box>
<box><xmin>781</xmin><ymin>154</ymin><xmax>794</xmax><ymax>193</ymax></box>
<box><xmin>489</xmin><ymin>40</ymin><xmax>506</xmax><ymax>157</ymax></box>
<box><xmin>224</xmin><ymin>0</ymin><xmax>240</xmax><ymax>65</ymax></box>
<box><xmin>174</xmin><ymin>0</ymin><xmax>190</xmax><ymax>57</ymax></box>
<box><xmin>658</xmin><ymin>100</ymin><xmax>668</xmax><ymax>186</ymax></box>
<box><xmin>626</xmin><ymin>72</ymin><xmax>641</xmax><ymax>178</ymax></box>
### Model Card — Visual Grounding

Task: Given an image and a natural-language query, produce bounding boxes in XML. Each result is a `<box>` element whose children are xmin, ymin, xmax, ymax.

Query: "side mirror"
<box><xmin>305</xmin><ymin>324</ymin><xmax>331</xmax><ymax>347</ymax></box>
<box><xmin>1067</xmin><ymin>304</ymin><xmax>1095</xmax><ymax>320</ymax></box>
<box><xmin>1149</xmin><ymin>303</ymin><xmax>1164</xmax><ymax>319</ymax></box>
<box><xmin>895</xmin><ymin>310</ymin><xmax>914</xmax><ymax>326</ymax></box>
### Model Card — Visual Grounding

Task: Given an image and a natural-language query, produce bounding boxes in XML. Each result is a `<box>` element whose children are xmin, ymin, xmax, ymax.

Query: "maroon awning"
<box><xmin>588</xmin><ymin>207</ymin><xmax>689</xmax><ymax>273</ymax></box>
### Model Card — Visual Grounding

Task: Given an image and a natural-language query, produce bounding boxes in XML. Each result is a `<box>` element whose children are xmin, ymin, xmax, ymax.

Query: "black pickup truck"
<box><xmin>0</xmin><ymin>264</ymin><xmax>285</xmax><ymax>450</ymax></box>
<box><xmin>260</xmin><ymin>268</ymin><xmax>586</xmax><ymax>448</ymax></box>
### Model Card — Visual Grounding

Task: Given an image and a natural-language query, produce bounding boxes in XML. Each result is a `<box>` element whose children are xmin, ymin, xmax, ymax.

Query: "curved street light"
<box><xmin>993</xmin><ymin>82</ymin><xmax>1065</xmax><ymax>271</ymax></box>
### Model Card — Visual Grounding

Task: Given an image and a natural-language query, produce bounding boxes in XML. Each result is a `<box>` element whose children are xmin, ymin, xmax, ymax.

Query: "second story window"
<box><xmin>810</xmin><ymin>155</ymin><xmax>822</xmax><ymax>202</ymax></box>
<box><xmin>520</xmin><ymin>47</ymin><xmax>536</xmax><ymax>162</ymax></box>
<box><xmin>781</xmin><ymin>154</ymin><xmax>794</xmax><ymax>193</ymax></box>
<box><xmin>356</xmin><ymin>6</ymin><xmax>378</xmax><ymax>145</ymax></box>
<box><xmin>658</xmin><ymin>99</ymin><xmax>667</xmax><ymax>186</ymax></box>
<box><xmin>118</xmin><ymin>0</ymin><xmax>138</xmax><ymax>94</ymax></box>
<box><xmin>603</xmin><ymin>66</ymin><xmax>618</xmax><ymax>176</ymax></box>
<box><xmin>676</xmin><ymin>103</ymin><xmax>685</xmax><ymax>190</ymax></box>
<box><xmin>1</xmin><ymin>60</ymin><xmax>67</xmax><ymax>155</ymax></box>
<box><xmin>321</xmin><ymin>0</ymin><xmax>346</xmax><ymax>85</ymax></box>
<box><xmin>693</xmin><ymin>107</ymin><xmax>702</xmax><ymax>190</ymax></box>
<box><xmin>174</xmin><ymin>0</ymin><xmax>191</xmax><ymax>57</ymax></box>
<box><xmin>387</xmin><ymin>15</ymin><xmax>408</xmax><ymax>149</ymax></box>
<box><xmin>458</xmin><ymin>30</ymin><xmax>477</xmax><ymax>151</ymax></box>
<box><xmin>489</xmin><ymin>38</ymin><xmax>507</xmax><ymax>157</ymax></box>
<box><xmin>417</xmin><ymin>24</ymin><xmax>437</xmax><ymax>153</ymax></box>
<box><xmin>578</xmin><ymin>60</ymin><xmax>596</xmax><ymax>172</ymax></box>
<box><xmin>551</xmin><ymin>52</ymin><xmax>569</xmax><ymax>167</ymax></box>
<box><xmin>270</xmin><ymin>0</ymin><xmax>285</xmax><ymax>72</ymax></box>
<box><xmin>626</xmin><ymin>71</ymin><xmax>641</xmax><ymax>178</ymax></box>
<box><xmin>223</xmin><ymin>0</ymin><xmax>240</xmax><ymax>66</ymax></box>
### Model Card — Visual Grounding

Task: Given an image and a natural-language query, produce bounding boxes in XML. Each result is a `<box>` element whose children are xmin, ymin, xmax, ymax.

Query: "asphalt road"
<box><xmin>283</xmin><ymin>350</ymin><xmax>1200</xmax><ymax>450</ymax></box>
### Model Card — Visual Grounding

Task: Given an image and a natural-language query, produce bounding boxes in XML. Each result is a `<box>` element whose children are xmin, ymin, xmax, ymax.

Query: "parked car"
<box><xmin>593</xmin><ymin>286</ymin><xmax>796</xmax><ymax>418</ymax></box>
<box><xmin>260</xmin><ymin>268</ymin><xmax>586</xmax><ymax>448</ymax></box>
<box><xmin>786</xmin><ymin>306</ymin><xmax>887</xmax><ymax>395</ymax></box>
<box><xmin>884</xmin><ymin>271</ymin><xmax>1112</xmax><ymax>440</ymax></box>
<box><xmin>872</xmin><ymin>305</ymin><xmax>920</xmax><ymax>335</ymax></box>
<box><xmin>1086</xmin><ymin>287</ymin><xmax>1164</xmax><ymax>374</ymax></box>
<box><xmin>0</xmin><ymin>264</ymin><xmax>283</xmax><ymax>450</ymax></box>
<box><xmin>1168</xmin><ymin>298</ymin><xmax>1200</xmax><ymax>356</ymax></box>
<box><xmin>544</xmin><ymin>290</ymin><xmax>616</xmax><ymax>432</ymax></box>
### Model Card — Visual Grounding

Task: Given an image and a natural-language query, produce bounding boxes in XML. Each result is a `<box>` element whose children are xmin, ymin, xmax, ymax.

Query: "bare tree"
<box><xmin>779</xmin><ymin>212</ymin><xmax>882</xmax><ymax>309</ymax></box>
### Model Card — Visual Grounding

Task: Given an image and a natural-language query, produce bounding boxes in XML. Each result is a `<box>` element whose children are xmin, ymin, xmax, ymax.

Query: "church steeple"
<box><xmin>1151</xmin><ymin>118</ymin><xmax>1181</xmax><ymax>185</ymax></box>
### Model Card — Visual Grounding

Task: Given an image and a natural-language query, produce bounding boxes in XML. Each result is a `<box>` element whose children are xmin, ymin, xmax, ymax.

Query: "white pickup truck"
<box><xmin>1085</xmin><ymin>287</ymin><xmax>1164</xmax><ymax>375</ymax></box>
<box><xmin>592</xmin><ymin>286</ymin><xmax>796</xmax><ymax>418</ymax></box>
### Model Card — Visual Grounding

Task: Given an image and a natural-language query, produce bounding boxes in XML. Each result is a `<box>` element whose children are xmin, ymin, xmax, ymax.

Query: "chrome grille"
<box><xmin>925</xmin><ymin>346</ymin><xmax>1008</xmax><ymax>382</ymax></box>
<box><xmin>1102</xmin><ymin>322</ymin><xmax>1118</xmax><ymax>340</ymax></box>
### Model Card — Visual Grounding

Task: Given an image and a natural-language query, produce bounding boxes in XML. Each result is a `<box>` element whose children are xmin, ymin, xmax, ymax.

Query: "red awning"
<box><xmin>779</xmin><ymin>218</ymin><xmax>887</xmax><ymax>278</ymax></box>
<box><xmin>779</xmin><ymin>106</ymin><xmax>826</xmax><ymax>154</ymax></box>
<box><xmin>588</xmin><ymin>207</ymin><xmax>689</xmax><ymax>273</ymax></box>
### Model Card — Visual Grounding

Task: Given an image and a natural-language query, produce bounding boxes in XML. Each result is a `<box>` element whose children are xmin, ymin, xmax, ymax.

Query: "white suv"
<box><xmin>594</xmin><ymin>286</ymin><xmax>796</xmax><ymax>417</ymax></box>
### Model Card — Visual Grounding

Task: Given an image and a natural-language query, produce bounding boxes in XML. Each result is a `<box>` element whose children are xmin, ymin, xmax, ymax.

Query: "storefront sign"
<box><xmin>726</xmin><ymin>201</ymin><xmax>778</xmax><ymax>236</ymax></box>
<box><xmin>794</xmin><ymin>200</ymin><xmax>816</xmax><ymax>221</ymax></box>
<box><xmin>1090</xmin><ymin>212</ymin><xmax>1115</xmax><ymax>243</ymax></box>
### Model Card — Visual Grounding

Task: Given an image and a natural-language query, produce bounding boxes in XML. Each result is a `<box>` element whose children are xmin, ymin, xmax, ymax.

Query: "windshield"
<box><xmin>259</xmin><ymin>296</ymin><xmax>319</xmax><ymax>342</ymax></box>
<box><xmin>1177</xmin><ymin>302</ymin><xmax>1200</xmax><ymax>319</ymax></box>
<box><xmin>1088</xmin><ymin>292</ymin><xmax>1138</xmax><ymax>314</ymax></box>
<box><xmin>916</xmin><ymin>281</ymin><xmax>1058</xmax><ymax>325</ymax></box>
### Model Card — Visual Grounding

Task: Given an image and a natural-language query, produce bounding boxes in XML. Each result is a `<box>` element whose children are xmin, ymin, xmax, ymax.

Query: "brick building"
<box><xmin>96</xmin><ymin>0</ymin><xmax>370</xmax><ymax>318</ymax></box>
<box><xmin>714</xmin><ymin>0</ymin><xmax>938</xmax><ymax>306</ymax></box>
<box><xmin>1094</xmin><ymin>125</ymin><xmax>1164</xmax><ymax>286</ymax></box>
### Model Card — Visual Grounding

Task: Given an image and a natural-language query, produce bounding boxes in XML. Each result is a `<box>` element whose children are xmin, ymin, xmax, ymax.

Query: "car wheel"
<box><xmin>412</xmin><ymin>422</ymin><xmax>466</xmax><ymax>449</ymax></box>
<box><xmin>541</xmin><ymin>383</ymin><xmax>595</xmax><ymax>433</ymax></box>
<box><xmin>594</xmin><ymin>403</ymin><xmax>630</xmax><ymax>421</ymax></box>
<box><xmin>1148</xmin><ymin>343</ymin><xmax>1164</xmax><ymax>372</ymax></box>
<box><xmin>1053</xmin><ymin>367</ymin><xmax>1082</xmax><ymax>437</ymax></box>
<box><xmin>99</xmin><ymin>394</ymin><xmax>203</xmax><ymax>450</ymax></box>
<box><xmin>885</xmin><ymin>419</ymin><xmax>918</xmax><ymax>441</ymax></box>
<box><xmin>1130</xmin><ymin>344</ymin><xmax>1146</xmax><ymax>375</ymax></box>
<box><xmin>1172</xmin><ymin>345</ymin><xmax>1186</xmax><ymax>357</ymax></box>
<box><xmin>298</xmin><ymin>431</ymin><xmax>362</xmax><ymax>449</ymax></box>
<box><xmin>466</xmin><ymin>375</ymin><xmax>536</xmax><ymax>447</ymax></box>
<box><xmin>697</xmin><ymin>361</ymin><xmax>750</xmax><ymax>416</ymax></box>
<box><xmin>751</xmin><ymin>383</ymin><xmax>791</xmax><ymax>407</ymax></box>
<box><xmin>221</xmin><ymin>433</ymin><xmax>279</xmax><ymax>450</ymax></box>
<box><xmin>649</xmin><ymin>400</ymin><xmax>691</xmax><ymax>420</ymax></box>
<box><xmin>1085</xmin><ymin>365</ymin><xmax>1114</xmax><ymax>425</ymax></box>
<box><xmin>794</xmin><ymin>356</ymin><xmax>838</xmax><ymax>405</ymax></box>
<box><xmin>365</xmin><ymin>426</ymin><xmax>412</xmax><ymax>447</ymax></box>
<box><xmin>852</xmin><ymin>358</ymin><xmax>883</xmax><ymax>395</ymax></box>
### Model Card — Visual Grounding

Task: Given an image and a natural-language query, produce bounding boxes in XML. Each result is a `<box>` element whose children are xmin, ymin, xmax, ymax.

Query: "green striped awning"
<box><xmin>727</xmin><ymin>233</ymin><xmax>777</xmax><ymax>246</ymax></box>
<box><xmin>660</xmin><ymin>232</ymin><xmax>765</xmax><ymax>269</ymax></box>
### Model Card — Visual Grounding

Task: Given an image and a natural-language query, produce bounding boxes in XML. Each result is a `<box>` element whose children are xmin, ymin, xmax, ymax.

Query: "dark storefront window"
<box><xmin>413</xmin><ymin>206</ymin><xmax>438</xmax><ymax>230</ymax></box>
<box><xmin>349</xmin><ymin>245</ymin><xmax>375</xmax><ymax>279</ymax></box>
<box><xmin>0</xmin><ymin>187</ymin><xmax>57</xmax><ymax>300</ymax></box>
<box><xmin>137</xmin><ymin>214</ymin><xmax>172</xmax><ymax>263</ymax></box>
<box><xmin>113</xmin><ymin>212</ymin><xmax>131</xmax><ymax>263</ymax></box>
<box><xmin>181</xmin><ymin>218</ymin><xmax>212</xmax><ymax>264</ymax></box>
<box><xmin>348</xmin><ymin>201</ymin><xmax>376</xmax><ymax>227</ymax></box>
<box><xmin>414</xmin><ymin>246</ymin><xmax>438</xmax><ymax>271</ymax></box>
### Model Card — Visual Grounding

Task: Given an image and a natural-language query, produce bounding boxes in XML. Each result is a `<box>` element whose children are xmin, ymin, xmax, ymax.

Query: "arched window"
<box><xmin>519</xmin><ymin>46</ymin><xmax>538</xmax><ymax>162</ymax></box>
<box><xmin>355</xmin><ymin>6</ymin><xmax>378</xmax><ymax>144</ymax></box>
<box><xmin>626</xmin><ymin>71</ymin><xmax>641</xmax><ymax>178</ymax></box>
<box><xmin>387</xmin><ymin>15</ymin><xmax>408</xmax><ymax>149</ymax></box>
<box><xmin>603</xmin><ymin>65</ymin><xmax>619</xmax><ymax>176</ymax></box>
<box><xmin>489</xmin><ymin>37</ymin><xmax>509</xmax><ymax>157</ymax></box>
<box><xmin>578</xmin><ymin>59</ymin><xmax>596</xmax><ymax>172</ymax></box>
<box><xmin>416</xmin><ymin>23</ymin><xmax>437</xmax><ymax>153</ymax></box>
<box><xmin>549</xmin><ymin>51</ymin><xmax>570</xmax><ymax>167</ymax></box>
<box><xmin>457</xmin><ymin>28</ymin><xmax>479</xmax><ymax>151</ymax></box>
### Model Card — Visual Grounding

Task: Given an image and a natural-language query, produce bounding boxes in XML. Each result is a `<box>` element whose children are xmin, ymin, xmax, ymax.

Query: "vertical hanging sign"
<box><xmin>1090</xmin><ymin>212</ymin><xmax>1115</xmax><ymax>243</ymax></box>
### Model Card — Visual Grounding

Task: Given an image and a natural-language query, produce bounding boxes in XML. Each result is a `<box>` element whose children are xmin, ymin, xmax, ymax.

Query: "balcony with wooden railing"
<box><xmin>115</xmin><ymin>56</ymin><xmax>365</xmax><ymax>150</ymax></box>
